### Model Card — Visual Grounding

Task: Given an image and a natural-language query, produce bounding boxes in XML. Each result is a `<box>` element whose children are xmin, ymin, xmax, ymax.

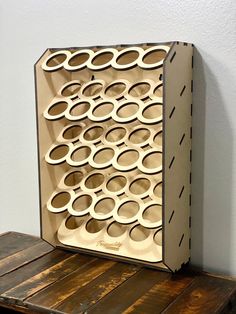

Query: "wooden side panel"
<box><xmin>163</xmin><ymin>42</ymin><xmax>193</xmax><ymax>271</ymax></box>
<box><xmin>35</xmin><ymin>50</ymin><xmax>72</xmax><ymax>246</ymax></box>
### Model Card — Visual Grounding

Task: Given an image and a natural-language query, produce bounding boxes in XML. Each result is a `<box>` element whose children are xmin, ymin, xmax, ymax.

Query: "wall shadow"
<box><xmin>191</xmin><ymin>49</ymin><xmax>234</xmax><ymax>275</ymax></box>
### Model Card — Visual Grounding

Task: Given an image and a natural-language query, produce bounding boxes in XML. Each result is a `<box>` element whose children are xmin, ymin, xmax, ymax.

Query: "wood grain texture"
<box><xmin>0</xmin><ymin>232</ymin><xmax>236</xmax><ymax>314</ymax></box>
<box><xmin>87</xmin><ymin>269</ymin><xmax>170</xmax><ymax>314</ymax></box>
<box><xmin>2</xmin><ymin>253</ymin><xmax>94</xmax><ymax>303</ymax></box>
<box><xmin>0</xmin><ymin>250</ymin><xmax>72</xmax><ymax>294</ymax></box>
<box><xmin>55</xmin><ymin>262</ymin><xmax>139</xmax><ymax>314</ymax></box>
<box><xmin>0</xmin><ymin>241</ymin><xmax>53</xmax><ymax>276</ymax></box>
<box><xmin>123</xmin><ymin>272</ymin><xmax>194</xmax><ymax>313</ymax></box>
<box><xmin>0</xmin><ymin>232</ymin><xmax>42</xmax><ymax>260</ymax></box>
<box><xmin>26</xmin><ymin>258</ymin><xmax>115</xmax><ymax>311</ymax></box>
<box><xmin>163</xmin><ymin>275</ymin><xmax>236</xmax><ymax>314</ymax></box>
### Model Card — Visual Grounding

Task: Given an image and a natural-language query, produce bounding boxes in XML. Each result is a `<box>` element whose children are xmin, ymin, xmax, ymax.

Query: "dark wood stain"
<box><xmin>0</xmin><ymin>232</ymin><xmax>235</xmax><ymax>314</ymax></box>
<box><xmin>0</xmin><ymin>232</ymin><xmax>42</xmax><ymax>260</ymax></box>
<box><xmin>0</xmin><ymin>250</ymin><xmax>72</xmax><ymax>294</ymax></box>
<box><xmin>55</xmin><ymin>262</ymin><xmax>139</xmax><ymax>314</ymax></box>
<box><xmin>26</xmin><ymin>258</ymin><xmax>115</xmax><ymax>310</ymax></box>
<box><xmin>87</xmin><ymin>269</ymin><xmax>170</xmax><ymax>314</ymax></box>
<box><xmin>123</xmin><ymin>273</ymin><xmax>194</xmax><ymax>313</ymax></box>
<box><xmin>0</xmin><ymin>241</ymin><xmax>53</xmax><ymax>276</ymax></box>
<box><xmin>163</xmin><ymin>275</ymin><xmax>236</xmax><ymax>314</ymax></box>
<box><xmin>2</xmin><ymin>253</ymin><xmax>94</xmax><ymax>303</ymax></box>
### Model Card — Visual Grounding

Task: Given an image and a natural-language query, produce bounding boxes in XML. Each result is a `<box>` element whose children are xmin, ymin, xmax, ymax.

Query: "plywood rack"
<box><xmin>35</xmin><ymin>41</ymin><xmax>193</xmax><ymax>272</ymax></box>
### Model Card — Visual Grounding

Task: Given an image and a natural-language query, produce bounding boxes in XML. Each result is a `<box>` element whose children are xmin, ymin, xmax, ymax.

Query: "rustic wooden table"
<box><xmin>0</xmin><ymin>232</ymin><xmax>235</xmax><ymax>314</ymax></box>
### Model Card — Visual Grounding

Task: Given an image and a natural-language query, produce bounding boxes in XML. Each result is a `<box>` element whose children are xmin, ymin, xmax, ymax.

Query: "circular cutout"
<box><xmin>153</xmin><ymin>131</ymin><xmax>162</xmax><ymax>147</ymax></box>
<box><xmin>139</xmin><ymin>101</ymin><xmax>162</xmax><ymax>124</ymax></box>
<box><xmin>154</xmin><ymin>229</ymin><xmax>162</xmax><ymax>246</ymax></box>
<box><xmin>143</xmin><ymin>152</ymin><xmax>162</xmax><ymax>169</ymax></box>
<box><xmin>67</xmin><ymin>144</ymin><xmax>94</xmax><ymax>167</ymax></box>
<box><xmin>86</xmin><ymin>219</ymin><xmax>105</xmax><ymax>233</ymax></box>
<box><xmin>105</xmin><ymin>174</ymin><xmax>128</xmax><ymax>195</ymax></box>
<box><xmin>107</xmin><ymin>222</ymin><xmax>126</xmax><ymax>237</ymax></box>
<box><xmin>103</xmin><ymin>126</ymin><xmax>128</xmax><ymax>146</ymax></box>
<box><xmin>143</xmin><ymin>204</ymin><xmax>162</xmax><ymax>223</ymax></box>
<box><xmin>88</xmin><ymin>100</ymin><xmax>115</xmax><ymax>122</ymax></box>
<box><xmin>139</xmin><ymin>149</ymin><xmax>162</xmax><ymax>174</ymax></box>
<box><xmin>50</xmin><ymin>144</ymin><xmax>69</xmax><ymax>160</ymax></box>
<box><xmin>114</xmin><ymin>148</ymin><xmax>139</xmax><ymax>171</ymax></box>
<box><xmin>59</xmin><ymin>80</ymin><xmax>81</xmax><ymax>99</ymax></box>
<box><xmin>42</xmin><ymin>50</ymin><xmax>71</xmax><ymax>71</ymax></box>
<box><xmin>47</xmin><ymin>190</ymin><xmax>74</xmax><ymax>213</ymax></box>
<box><xmin>129</xmin><ymin>127</ymin><xmax>151</xmax><ymax>146</ymax></box>
<box><xmin>72</xmin><ymin>146</ymin><xmax>91</xmax><ymax>162</ymax></box>
<box><xmin>44</xmin><ymin>99</ymin><xmax>71</xmax><ymax>120</ymax></box>
<box><xmin>118</xmin><ymin>201</ymin><xmax>139</xmax><ymax>219</ymax></box>
<box><xmin>153</xmin><ymin>182</ymin><xmax>162</xmax><ymax>198</ymax></box>
<box><xmin>90</xmin><ymin>147</ymin><xmax>115</xmax><ymax>168</ymax></box>
<box><xmin>117</xmin><ymin>102</ymin><xmax>139</xmax><ymax>118</ymax></box>
<box><xmin>52</xmin><ymin>191</ymin><xmax>70</xmax><ymax>208</ymax></box>
<box><xmin>64</xmin><ymin>171</ymin><xmax>83</xmax><ymax>187</ymax></box>
<box><xmin>62</xmin><ymin>125</ymin><xmax>82</xmax><ymax>142</ymax></box>
<box><xmin>79</xmin><ymin>79</ymin><xmax>105</xmax><ymax>99</ymax></box>
<box><xmin>45</xmin><ymin>143</ymin><xmax>71</xmax><ymax>165</ymax></box>
<box><xmin>112</xmin><ymin>47</ymin><xmax>143</xmax><ymax>70</ymax></box>
<box><xmin>65</xmin><ymin>100</ymin><xmax>91</xmax><ymax>121</ymax></box>
<box><xmin>138</xmin><ymin>45</ymin><xmax>169</xmax><ymax>69</ymax></box>
<box><xmin>85</xmin><ymin>173</ymin><xmax>105</xmax><ymax>190</ymax></box>
<box><xmin>72</xmin><ymin>194</ymin><xmax>92</xmax><ymax>212</ymax></box>
<box><xmin>65</xmin><ymin>216</ymin><xmax>84</xmax><ymax>230</ymax></box>
<box><xmin>87</xmin><ymin>48</ymin><xmax>117</xmax><ymax>70</ymax></box>
<box><xmin>95</xmin><ymin>197</ymin><xmax>115</xmax><ymax>215</ymax></box>
<box><xmin>129</xmin><ymin>178</ymin><xmax>151</xmax><ymax>196</ymax></box>
<box><xmin>112</xmin><ymin>100</ymin><xmax>141</xmax><ymax>123</ymax></box>
<box><xmin>81</xmin><ymin>125</ymin><xmax>104</xmax><ymax>144</ymax></box>
<box><xmin>151</xmin><ymin>83</ymin><xmax>163</xmax><ymax>99</ymax></box>
<box><xmin>127</xmin><ymin>80</ymin><xmax>154</xmax><ymax>100</ymax></box>
<box><xmin>130</xmin><ymin>225</ymin><xmax>150</xmax><ymax>241</ymax></box>
<box><xmin>103</xmin><ymin>80</ymin><xmax>129</xmax><ymax>99</ymax></box>
<box><xmin>64</xmin><ymin>49</ymin><xmax>94</xmax><ymax>71</ymax></box>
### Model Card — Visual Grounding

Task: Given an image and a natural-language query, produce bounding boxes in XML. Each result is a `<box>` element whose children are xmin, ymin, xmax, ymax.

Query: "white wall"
<box><xmin>0</xmin><ymin>0</ymin><xmax>236</xmax><ymax>276</ymax></box>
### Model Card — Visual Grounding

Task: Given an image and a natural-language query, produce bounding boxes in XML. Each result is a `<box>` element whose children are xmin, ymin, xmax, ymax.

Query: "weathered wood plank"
<box><xmin>0</xmin><ymin>249</ymin><xmax>72</xmax><ymax>294</ymax></box>
<box><xmin>25</xmin><ymin>259</ymin><xmax>115</xmax><ymax>311</ymax></box>
<box><xmin>0</xmin><ymin>232</ymin><xmax>42</xmax><ymax>260</ymax></box>
<box><xmin>0</xmin><ymin>241</ymin><xmax>53</xmax><ymax>277</ymax></box>
<box><xmin>163</xmin><ymin>275</ymin><xmax>236</xmax><ymax>314</ymax></box>
<box><xmin>55</xmin><ymin>262</ymin><xmax>139</xmax><ymax>314</ymax></box>
<box><xmin>87</xmin><ymin>268</ymin><xmax>170</xmax><ymax>314</ymax></box>
<box><xmin>1</xmin><ymin>253</ymin><xmax>94</xmax><ymax>303</ymax></box>
<box><xmin>122</xmin><ymin>272</ymin><xmax>194</xmax><ymax>313</ymax></box>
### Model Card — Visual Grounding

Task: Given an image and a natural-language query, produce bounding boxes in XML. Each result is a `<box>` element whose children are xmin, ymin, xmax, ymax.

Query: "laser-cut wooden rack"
<box><xmin>35</xmin><ymin>41</ymin><xmax>193</xmax><ymax>272</ymax></box>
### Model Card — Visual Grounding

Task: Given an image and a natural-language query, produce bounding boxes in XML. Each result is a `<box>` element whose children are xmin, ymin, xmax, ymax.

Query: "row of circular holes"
<box><xmin>58</xmin><ymin>169</ymin><xmax>162</xmax><ymax>200</ymax></box>
<box><xmin>44</xmin><ymin>97</ymin><xmax>162</xmax><ymax>125</ymax></box>
<box><xmin>42</xmin><ymin>46</ymin><xmax>169</xmax><ymax>72</ymax></box>
<box><xmin>65</xmin><ymin>216</ymin><xmax>162</xmax><ymax>245</ymax></box>
<box><xmin>49</xmin><ymin>190</ymin><xmax>161</xmax><ymax>228</ymax></box>
<box><xmin>46</xmin><ymin>142</ymin><xmax>162</xmax><ymax>173</ymax></box>
<box><xmin>57</xmin><ymin>123</ymin><xmax>162</xmax><ymax>149</ymax></box>
<box><xmin>57</xmin><ymin>79</ymin><xmax>162</xmax><ymax>101</ymax></box>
